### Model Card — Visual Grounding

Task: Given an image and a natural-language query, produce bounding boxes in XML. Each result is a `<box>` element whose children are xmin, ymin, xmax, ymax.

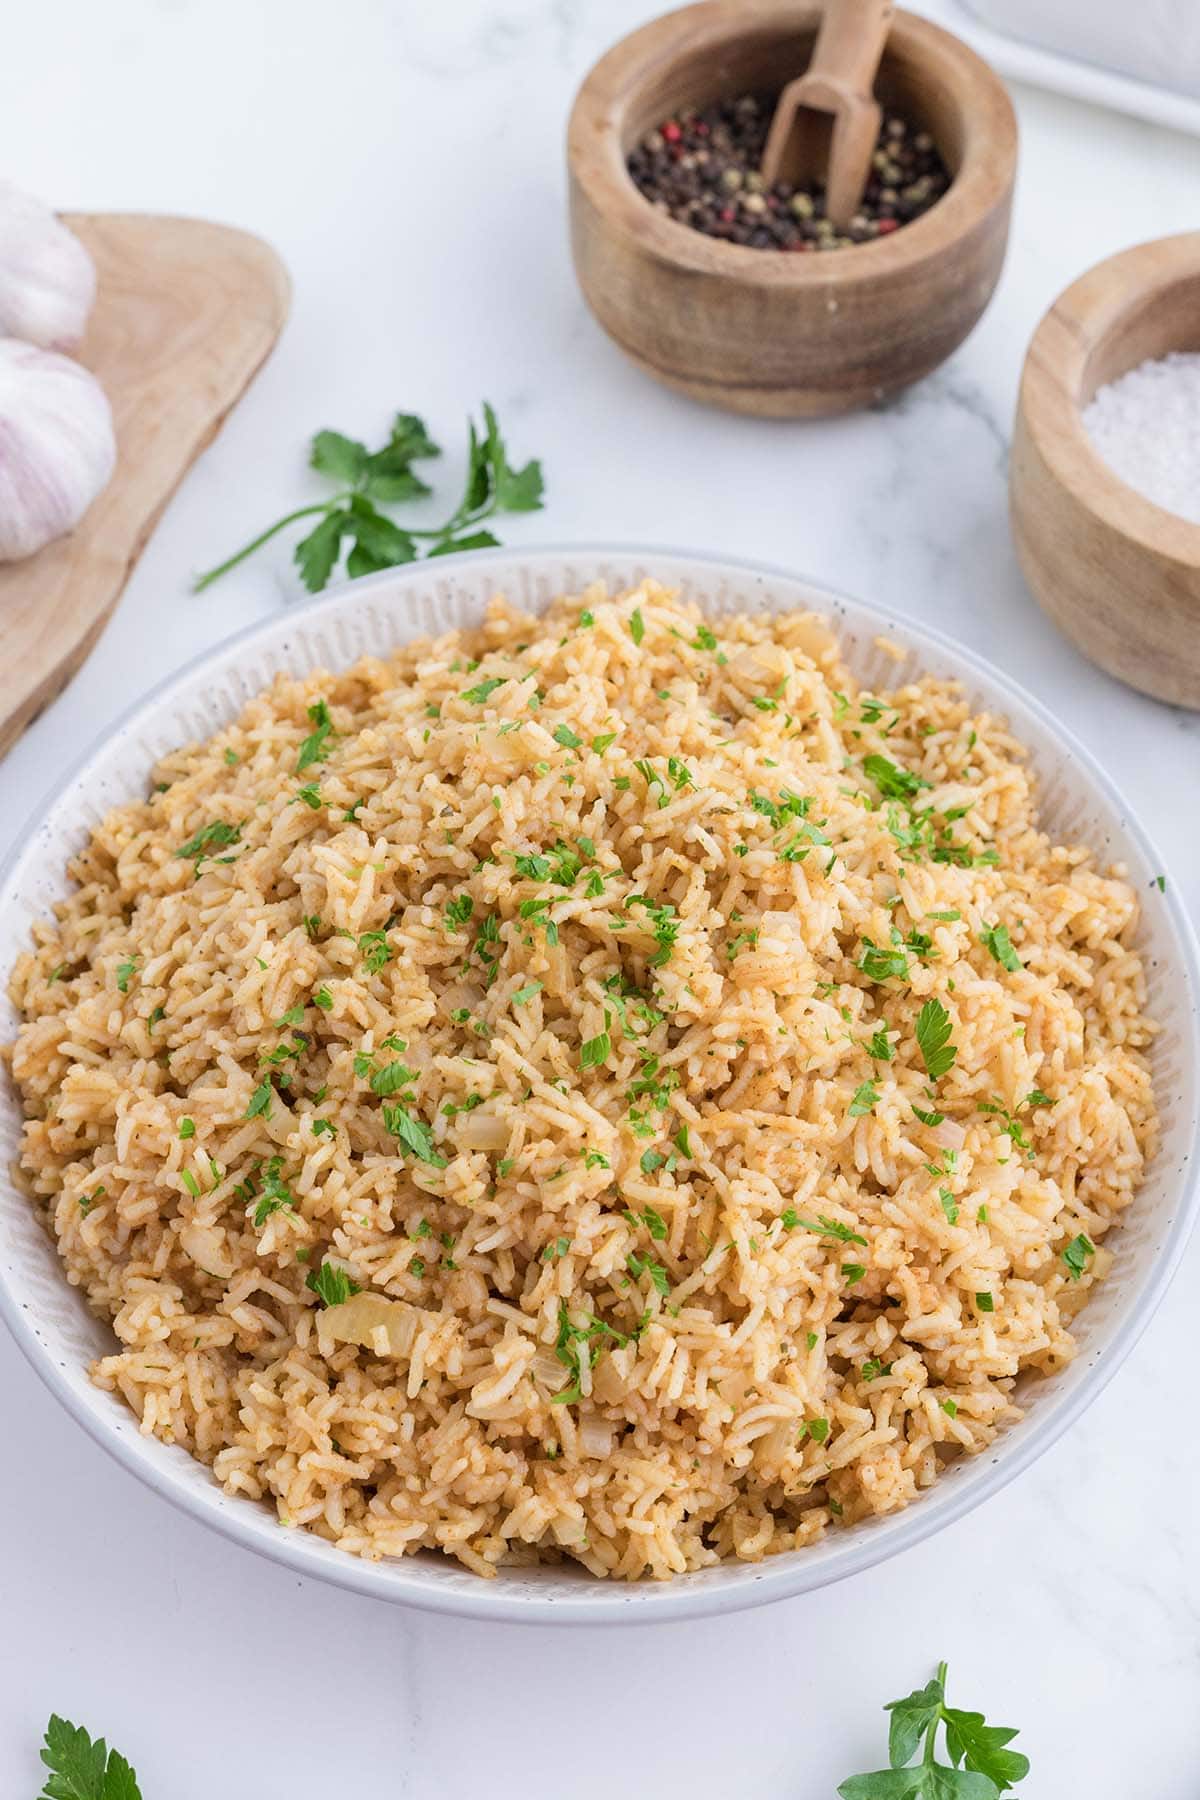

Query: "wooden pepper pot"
<box><xmin>566</xmin><ymin>0</ymin><xmax>1017</xmax><ymax>418</ymax></box>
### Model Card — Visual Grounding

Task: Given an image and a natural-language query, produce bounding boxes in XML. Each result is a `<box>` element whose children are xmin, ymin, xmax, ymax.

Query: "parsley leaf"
<box><xmin>580</xmin><ymin>1023</ymin><xmax>611</xmax><ymax>1069</ymax></box>
<box><xmin>296</xmin><ymin>698</ymin><xmax>335</xmax><ymax>772</ymax></box>
<box><xmin>915</xmin><ymin>998</ymin><xmax>957</xmax><ymax>1081</ymax></box>
<box><xmin>38</xmin><ymin>1714</ymin><xmax>142</xmax><ymax>1800</ymax></box>
<box><xmin>863</xmin><ymin>753</ymin><xmax>931</xmax><ymax>802</ymax></box>
<box><xmin>382</xmin><ymin>1103</ymin><xmax>445</xmax><ymax>1165</ymax></box>
<box><xmin>194</xmin><ymin>403</ymin><xmax>541</xmax><ymax>594</ymax></box>
<box><xmin>1061</xmin><ymin>1232</ymin><xmax>1095</xmax><ymax>1281</ymax></box>
<box><xmin>849</xmin><ymin>1080</ymin><xmax>879</xmax><ymax>1118</ymax></box>
<box><xmin>979</xmin><ymin>922</ymin><xmax>1021</xmax><ymax>973</ymax></box>
<box><xmin>305</xmin><ymin>1261</ymin><xmax>361</xmax><ymax>1308</ymax></box>
<box><xmin>837</xmin><ymin>1660</ymin><xmax>1029</xmax><ymax>1799</ymax></box>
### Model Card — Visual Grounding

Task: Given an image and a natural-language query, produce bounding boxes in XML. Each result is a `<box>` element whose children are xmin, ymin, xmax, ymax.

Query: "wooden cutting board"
<box><xmin>0</xmin><ymin>214</ymin><xmax>290</xmax><ymax>757</ymax></box>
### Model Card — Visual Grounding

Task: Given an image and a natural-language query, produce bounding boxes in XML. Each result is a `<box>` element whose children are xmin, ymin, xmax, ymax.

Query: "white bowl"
<box><xmin>2</xmin><ymin>546</ymin><xmax>1197</xmax><ymax>1625</ymax></box>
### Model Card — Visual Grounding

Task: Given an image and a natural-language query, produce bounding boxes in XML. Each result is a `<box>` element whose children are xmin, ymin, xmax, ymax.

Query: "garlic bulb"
<box><xmin>0</xmin><ymin>181</ymin><xmax>96</xmax><ymax>350</ymax></box>
<box><xmin>0</xmin><ymin>340</ymin><xmax>116</xmax><ymax>561</ymax></box>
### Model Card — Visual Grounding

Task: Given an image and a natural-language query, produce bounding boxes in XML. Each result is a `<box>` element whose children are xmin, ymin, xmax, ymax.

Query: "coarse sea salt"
<box><xmin>1082</xmin><ymin>350</ymin><xmax>1200</xmax><ymax>525</ymax></box>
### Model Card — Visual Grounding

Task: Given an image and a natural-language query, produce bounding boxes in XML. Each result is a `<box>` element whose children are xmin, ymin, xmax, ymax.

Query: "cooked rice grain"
<box><xmin>6</xmin><ymin>582</ymin><xmax>1157</xmax><ymax>1579</ymax></box>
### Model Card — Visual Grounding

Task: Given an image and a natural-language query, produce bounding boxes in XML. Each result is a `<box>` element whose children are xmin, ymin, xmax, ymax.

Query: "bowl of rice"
<box><xmin>1</xmin><ymin>546</ymin><xmax>1196</xmax><ymax>1624</ymax></box>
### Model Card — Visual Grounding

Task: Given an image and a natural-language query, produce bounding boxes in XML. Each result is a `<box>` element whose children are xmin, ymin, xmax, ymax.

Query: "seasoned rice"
<box><xmin>5</xmin><ymin>581</ymin><xmax>1157</xmax><ymax>1579</ymax></box>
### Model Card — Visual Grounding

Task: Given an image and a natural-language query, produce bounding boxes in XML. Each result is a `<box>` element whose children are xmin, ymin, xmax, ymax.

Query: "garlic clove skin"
<box><xmin>0</xmin><ymin>181</ymin><xmax>97</xmax><ymax>352</ymax></box>
<box><xmin>0</xmin><ymin>340</ymin><xmax>116</xmax><ymax>562</ymax></box>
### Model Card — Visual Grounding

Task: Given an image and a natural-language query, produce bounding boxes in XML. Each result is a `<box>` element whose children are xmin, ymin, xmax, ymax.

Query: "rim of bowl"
<box><xmin>1</xmin><ymin>542</ymin><xmax>1196</xmax><ymax>1626</ymax></box>
<box><xmin>1020</xmin><ymin>231</ymin><xmax>1200</xmax><ymax>564</ymax></box>
<box><xmin>567</xmin><ymin>0</ymin><xmax>1018</xmax><ymax>287</ymax></box>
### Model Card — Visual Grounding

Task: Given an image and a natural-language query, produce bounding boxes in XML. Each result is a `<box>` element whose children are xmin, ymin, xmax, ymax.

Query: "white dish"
<box><xmin>906</xmin><ymin>0</ymin><xmax>1200</xmax><ymax>136</ymax></box>
<box><xmin>1</xmin><ymin>545</ymin><xmax>1197</xmax><ymax>1625</ymax></box>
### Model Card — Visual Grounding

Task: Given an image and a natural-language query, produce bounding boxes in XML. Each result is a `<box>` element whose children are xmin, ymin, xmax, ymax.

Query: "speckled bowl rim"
<box><xmin>1</xmin><ymin>543</ymin><xmax>1196</xmax><ymax>1627</ymax></box>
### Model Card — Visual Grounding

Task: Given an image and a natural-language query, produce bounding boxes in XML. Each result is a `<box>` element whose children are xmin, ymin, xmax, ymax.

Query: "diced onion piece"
<box><xmin>316</xmin><ymin>1292</ymin><xmax>422</xmax><ymax>1359</ymax></box>
<box><xmin>456</xmin><ymin>1107</ymin><xmax>509</xmax><ymax>1152</ymax></box>
<box><xmin>929</xmin><ymin>1117</ymin><xmax>966</xmax><ymax>1151</ymax></box>
<box><xmin>178</xmin><ymin>1222</ymin><xmax>234</xmax><ymax>1279</ymax></box>
<box><xmin>578</xmin><ymin>1413</ymin><xmax>615</xmax><ymax>1458</ymax></box>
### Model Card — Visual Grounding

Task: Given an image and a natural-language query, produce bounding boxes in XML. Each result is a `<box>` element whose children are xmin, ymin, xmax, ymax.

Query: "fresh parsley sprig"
<box><xmin>38</xmin><ymin>1714</ymin><xmax>142</xmax><ymax>1800</ymax></box>
<box><xmin>194</xmin><ymin>403</ymin><xmax>544</xmax><ymax>594</ymax></box>
<box><xmin>838</xmin><ymin>1661</ymin><xmax>1029</xmax><ymax>1798</ymax></box>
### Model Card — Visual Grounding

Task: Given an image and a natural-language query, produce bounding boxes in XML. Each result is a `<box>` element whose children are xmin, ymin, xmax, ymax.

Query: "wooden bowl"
<box><xmin>566</xmin><ymin>0</ymin><xmax>1017</xmax><ymax>417</ymax></box>
<box><xmin>1011</xmin><ymin>233</ymin><xmax>1200</xmax><ymax>709</ymax></box>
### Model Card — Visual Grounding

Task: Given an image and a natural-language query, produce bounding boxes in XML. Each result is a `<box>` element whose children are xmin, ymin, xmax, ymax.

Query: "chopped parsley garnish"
<box><xmin>461</xmin><ymin>676</ymin><xmax>507</xmax><ymax>704</ymax></box>
<box><xmin>511</xmin><ymin>981</ymin><xmax>542</xmax><ymax>1005</ymax></box>
<box><xmin>625</xmin><ymin>1204</ymin><xmax>667</xmax><ymax>1240</ymax></box>
<box><xmin>975</xmin><ymin>1291</ymin><xmax>995</xmax><ymax>1313</ymax></box>
<box><xmin>842</xmin><ymin>1262</ymin><xmax>866</xmax><ymax>1284</ymax></box>
<box><xmin>305</xmin><ymin>1261</ymin><xmax>361</xmax><ymax>1307</ymax></box>
<box><xmin>806</xmin><ymin>1417</ymin><xmax>830</xmax><ymax>1444</ymax></box>
<box><xmin>296</xmin><ymin>698</ymin><xmax>335</xmax><ymax>771</ymax></box>
<box><xmin>863</xmin><ymin>752</ymin><xmax>931</xmax><ymax>802</ymax></box>
<box><xmin>788</xmin><ymin>1214</ymin><xmax>868</xmax><ymax>1247</ymax></box>
<box><xmin>358</xmin><ymin>929</ymin><xmax>392</xmax><ymax>974</ymax></box>
<box><xmin>915</xmin><ymin>998</ymin><xmax>957</xmax><ymax>1081</ymax></box>
<box><xmin>252</xmin><ymin>1158</ymin><xmax>297</xmax><ymax>1226</ymax></box>
<box><xmin>175</xmin><ymin>818</ymin><xmax>242</xmax><ymax>873</ymax></box>
<box><xmin>115</xmin><ymin>958</ymin><xmax>137</xmax><ymax>994</ymax></box>
<box><xmin>1061</xmin><ymin>1232</ymin><xmax>1095</xmax><ymax>1281</ymax></box>
<box><xmin>245</xmin><ymin>1080</ymin><xmax>274</xmax><ymax>1120</ymax></box>
<box><xmin>382</xmin><ymin>1104</ymin><xmax>445</xmax><ymax>1165</ymax></box>
<box><xmin>580</xmin><ymin>1021</ymin><xmax>611</xmax><ymax>1069</ymax></box>
<box><xmin>849</xmin><ymin>1081</ymin><xmax>879</xmax><ymax>1118</ymax></box>
<box><xmin>179</xmin><ymin>1118</ymin><xmax>195</xmax><ymax>1140</ymax></box>
<box><xmin>912</xmin><ymin>1105</ymin><xmax>945</xmax><ymax>1126</ymax></box>
<box><xmin>938</xmin><ymin>1188</ymin><xmax>959</xmax><ymax>1225</ymax></box>
<box><xmin>627</xmin><ymin>1250</ymin><xmax>670</xmax><ymax>1296</ymax></box>
<box><xmin>444</xmin><ymin>893</ymin><xmax>474</xmax><ymax>930</ymax></box>
<box><xmin>980</xmin><ymin>922</ymin><xmax>1022</xmax><ymax>972</ymax></box>
<box><xmin>629</xmin><ymin>608</ymin><xmax>645</xmax><ymax>646</ymax></box>
<box><xmin>861</xmin><ymin>1357</ymin><xmax>893</xmax><ymax>1382</ymax></box>
<box><xmin>857</xmin><ymin>936</ymin><xmax>910</xmax><ymax>983</ymax></box>
<box><xmin>370</xmin><ymin>1059</ymin><xmax>418</xmax><ymax>1097</ymax></box>
<box><xmin>552</xmin><ymin>724</ymin><xmax>582</xmax><ymax>749</ymax></box>
<box><xmin>866</xmin><ymin>1028</ymin><xmax>894</xmax><ymax>1062</ymax></box>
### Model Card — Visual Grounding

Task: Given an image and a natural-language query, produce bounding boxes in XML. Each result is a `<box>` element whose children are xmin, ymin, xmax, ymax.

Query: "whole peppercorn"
<box><xmin>626</xmin><ymin>92</ymin><xmax>950</xmax><ymax>252</ymax></box>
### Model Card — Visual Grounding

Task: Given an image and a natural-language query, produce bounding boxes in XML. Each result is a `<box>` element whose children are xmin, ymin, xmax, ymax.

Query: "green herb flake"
<box><xmin>848</xmin><ymin>1080</ymin><xmax>879</xmax><ymax>1119</ymax></box>
<box><xmin>296</xmin><ymin>698</ymin><xmax>335</xmax><ymax>772</ymax></box>
<box><xmin>1061</xmin><ymin>1232</ymin><xmax>1095</xmax><ymax>1281</ymax></box>
<box><xmin>179</xmin><ymin>1118</ymin><xmax>195</xmax><ymax>1140</ymax></box>
<box><xmin>915</xmin><ymin>997</ymin><xmax>957</xmax><ymax>1081</ymax></box>
<box><xmin>580</xmin><ymin>1024</ymin><xmax>611</xmax><ymax>1069</ymax></box>
<box><xmin>629</xmin><ymin>608</ymin><xmax>645</xmax><ymax>647</ymax></box>
<box><xmin>980</xmin><ymin>921</ymin><xmax>1022</xmax><ymax>973</ymax></box>
<box><xmin>461</xmin><ymin>677</ymin><xmax>507</xmax><ymax>704</ymax></box>
<box><xmin>306</xmin><ymin>1261</ymin><xmax>361</xmax><ymax>1308</ymax></box>
<box><xmin>245</xmin><ymin>1081</ymin><xmax>274</xmax><ymax>1121</ymax></box>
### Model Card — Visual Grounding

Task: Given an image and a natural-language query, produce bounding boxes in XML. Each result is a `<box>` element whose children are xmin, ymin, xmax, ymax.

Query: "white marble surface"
<box><xmin>2</xmin><ymin>4</ymin><xmax>1199</xmax><ymax>1795</ymax></box>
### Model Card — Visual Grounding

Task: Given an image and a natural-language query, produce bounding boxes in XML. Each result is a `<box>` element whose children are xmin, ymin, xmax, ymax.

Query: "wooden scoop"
<box><xmin>760</xmin><ymin>0</ymin><xmax>894</xmax><ymax>228</ymax></box>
